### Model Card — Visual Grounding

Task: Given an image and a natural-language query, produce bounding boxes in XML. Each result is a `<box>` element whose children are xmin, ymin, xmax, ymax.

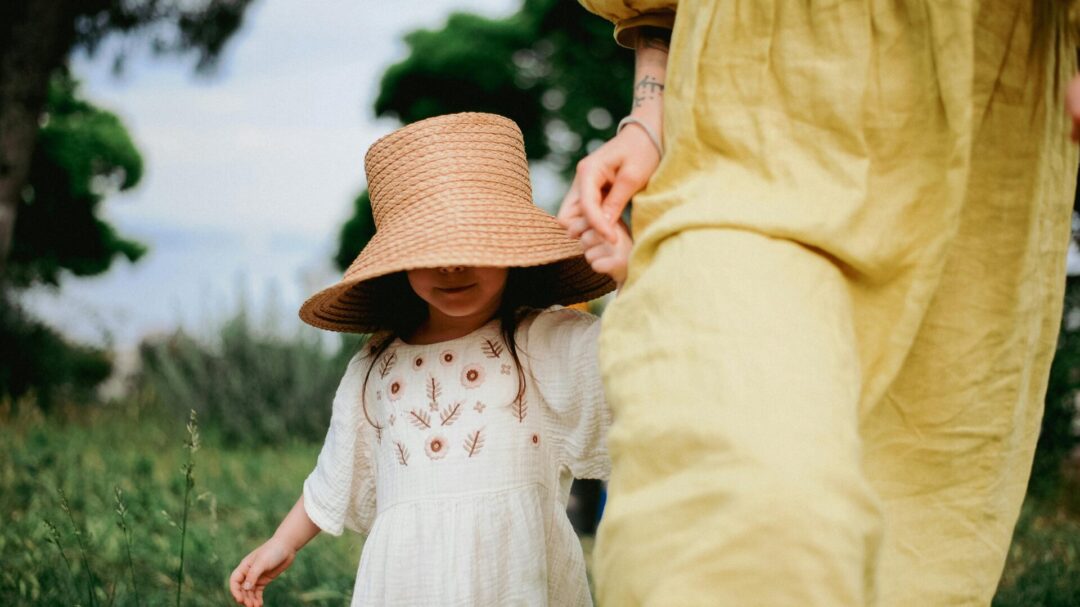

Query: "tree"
<box><xmin>0</xmin><ymin>0</ymin><xmax>257</xmax><ymax>269</ymax></box>
<box><xmin>336</xmin><ymin>0</ymin><xmax>633</xmax><ymax>268</ymax></box>
<box><xmin>9</xmin><ymin>71</ymin><xmax>145</xmax><ymax>287</ymax></box>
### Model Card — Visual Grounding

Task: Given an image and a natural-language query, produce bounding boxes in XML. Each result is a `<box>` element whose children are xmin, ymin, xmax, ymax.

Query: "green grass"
<box><xmin>0</xmin><ymin>399</ymin><xmax>362</xmax><ymax>606</ymax></box>
<box><xmin>2</xmin><ymin>397</ymin><xmax>1078</xmax><ymax>606</ymax></box>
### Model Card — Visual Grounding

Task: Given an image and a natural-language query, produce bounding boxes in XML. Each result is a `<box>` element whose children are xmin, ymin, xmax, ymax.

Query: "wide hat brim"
<box><xmin>300</xmin><ymin>191</ymin><xmax>615</xmax><ymax>333</ymax></box>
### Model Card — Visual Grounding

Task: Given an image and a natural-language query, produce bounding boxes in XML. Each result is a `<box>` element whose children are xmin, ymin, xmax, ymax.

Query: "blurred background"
<box><xmin>1</xmin><ymin>1</ymin><xmax>1078</xmax><ymax>605</ymax></box>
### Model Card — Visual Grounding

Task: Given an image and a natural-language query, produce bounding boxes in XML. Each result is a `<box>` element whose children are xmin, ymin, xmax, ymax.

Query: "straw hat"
<box><xmin>299</xmin><ymin>112</ymin><xmax>615</xmax><ymax>333</ymax></box>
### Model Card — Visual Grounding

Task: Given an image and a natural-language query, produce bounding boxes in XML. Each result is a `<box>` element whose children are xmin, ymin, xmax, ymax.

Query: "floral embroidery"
<box><xmin>440</xmin><ymin>401</ymin><xmax>463</xmax><ymax>426</ymax></box>
<box><xmin>427</xmin><ymin>376</ymin><xmax>442</xmax><ymax>411</ymax></box>
<box><xmin>500</xmin><ymin>363</ymin><xmax>512</xmax><ymax>375</ymax></box>
<box><xmin>376</xmin><ymin>390</ymin><xmax>383</xmax><ymax>401</ymax></box>
<box><xmin>511</xmin><ymin>396</ymin><xmax>528</xmax><ymax>423</ymax></box>
<box><xmin>395</xmin><ymin>441</ymin><xmax>409</xmax><ymax>466</ymax></box>
<box><xmin>388</xmin><ymin>377</ymin><xmax>405</xmax><ymax>401</ymax></box>
<box><xmin>425</xmin><ymin>435</ymin><xmax>449</xmax><ymax>460</ymax></box>
<box><xmin>408</xmin><ymin>409</ymin><xmax>432</xmax><ymax>429</ymax></box>
<box><xmin>474</xmin><ymin>401</ymin><xmax>486</xmax><ymax>414</ymax></box>
<box><xmin>388</xmin><ymin>413</ymin><xmax>396</xmax><ymax>426</ymax></box>
<box><xmin>413</xmin><ymin>355</ymin><xmax>424</xmax><ymax>369</ymax></box>
<box><xmin>463</xmin><ymin>428</ymin><xmax>485</xmax><ymax>457</ymax></box>
<box><xmin>440</xmin><ymin>350</ymin><xmax>456</xmax><ymax>365</ymax></box>
<box><xmin>482</xmin><ymin>338</ymin><xmax>504</xmax><ymax>358</ymax></box>
<box><xmin>461</xmin><ymin>364</ymin><xmax>485</xmax><ymax>388</ymax></box>
<box><xmin>530</xmin><ymin>433</ymin><xmax>540</xmax><ymax>447</ymax></box>
<box><xmin>378</xmin><ymin>351</ymin><xmax>397</xmax><ymax>378</ymax></box>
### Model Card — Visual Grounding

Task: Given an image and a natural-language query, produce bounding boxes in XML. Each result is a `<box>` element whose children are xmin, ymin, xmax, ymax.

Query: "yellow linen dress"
<box><xmin>577</xmin><ymin>1</ymin><xmax>1079</xmax><ymax>605</ymax></box>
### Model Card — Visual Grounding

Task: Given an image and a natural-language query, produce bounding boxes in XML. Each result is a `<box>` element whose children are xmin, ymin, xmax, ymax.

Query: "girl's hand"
<box><xmin>229</xmin><ymin>536</ymin><xmax>296</xmax><ymax>607</ymax></box>
<box><xmin>557</xmin><ymin>122</ymin><xmax>660</xmax><ymax>244</ymax></box>
<box><xmin>567</xmin><ymin>216</ymin><xmax>633</xmax><ymax>288</ymax></box>
<box><xmin>1068</xmin><ymin>73</ymin><xmax>1080</xmax><ymax>142</ymax></box>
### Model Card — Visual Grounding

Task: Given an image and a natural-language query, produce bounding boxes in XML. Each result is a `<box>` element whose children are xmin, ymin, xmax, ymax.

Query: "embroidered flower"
<box><xmin>461</xmin><ymin>364</ymin><xmax>485</xmax><ymax>388</ymax></box>
<box><xmin>530</xmin><ymin>433</ymin><xmax>540</xmax><ymax>447</ymax></box>
<box><xmin>474</xmin><ymin>401</ymin><xmax>486</xmax><ymax>413</ymax></box>
<box><xmin>425</xmin><ymin>435</ymin><xmax>449</xmax><ymax>460</ymax></box>
<box><xmin>413</xmin><ymin>355</ymin><xmax>424</xmax><ymax>369</ymax></box>
<box><xmin>387</xmin><ymin>377</ymin><xmax>405</xmax><ymax>401</ymax></box>
<box><xmin>500</xmin><ymin>363</ymin><xmax>512</xmax><ymax>375</ymax></box>
<box><xmin>440</xmin><ymin>350</ymin><xmax>456</xmax><ymax>366</ymax></box>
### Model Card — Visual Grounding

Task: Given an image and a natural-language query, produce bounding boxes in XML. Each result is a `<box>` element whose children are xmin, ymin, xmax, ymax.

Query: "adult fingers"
<box><xmin>581</xmin><ymin>228</ymin><xmax>602</xmax><ymax>249</ymax></box>
<box><xmin>557</xmin><ymin>182</ymin><xmax>581</xmax><ymax>227</ymax></box>
<box><xmin>575</xmin><ymin>159</ymin><xmax>617</xmax><ymax>242</ymax></box>
<box><xmin>598</xmin><ymin>172</ymin><xmax>643</xmax><ymax>241</ymax></box>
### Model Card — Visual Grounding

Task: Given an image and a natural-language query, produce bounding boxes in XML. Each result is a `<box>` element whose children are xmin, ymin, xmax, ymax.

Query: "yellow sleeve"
<box><xmin>578</xmin><ymin>0</ymin><xmax>677</xmax><ymax>48</ymax></box>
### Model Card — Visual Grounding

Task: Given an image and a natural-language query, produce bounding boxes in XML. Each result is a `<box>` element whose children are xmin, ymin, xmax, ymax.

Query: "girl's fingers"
<box><xmin>581</xmin><ymin>228</ymin><xmax>601</xmax><ymax>249</ymax></box>
<box><xmin>230</xmin><ymin>554</ymin><xmax>254</xmax><ymax>602</ymax></box>
<box><xmin>567</xmin><ymin>217</ymin><xmax>590</xmax><ymax>239</ymax></box>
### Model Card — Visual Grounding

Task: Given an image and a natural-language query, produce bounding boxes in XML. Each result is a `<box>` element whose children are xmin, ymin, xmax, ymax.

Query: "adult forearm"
<box><xmin>630</xmin><ymin>26</ymin><xmax>670</xmax><ymax>137</ymax></box>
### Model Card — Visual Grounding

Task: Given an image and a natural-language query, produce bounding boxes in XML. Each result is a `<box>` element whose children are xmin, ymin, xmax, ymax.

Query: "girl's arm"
<box><xmin>229</xmin><ymin>494</ymin><xmax>321</xmax><ymax>607</ymax></box>
<box><xmin>557</xmin><ymin>26</ymin><xmax>671</xmax><ymax>243</ymax></box>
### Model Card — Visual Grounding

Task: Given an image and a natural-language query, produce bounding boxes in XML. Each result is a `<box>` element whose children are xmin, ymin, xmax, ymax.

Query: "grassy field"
<box><xmin>2</xmin><ymin>398</ymin><xmax>1078</xmax><ymax>606</ymax></box>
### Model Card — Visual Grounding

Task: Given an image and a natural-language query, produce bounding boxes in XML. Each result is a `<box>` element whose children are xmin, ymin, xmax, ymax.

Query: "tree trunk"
<box><xmin>0</xmin><ymin>0</ymin><xmax>74</xmax><ymax>271</ymax></box>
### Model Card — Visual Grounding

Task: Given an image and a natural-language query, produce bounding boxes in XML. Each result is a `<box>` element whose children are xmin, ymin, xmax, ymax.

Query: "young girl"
<box><xmin>229</xmin><ymin>112</ymin><xmax>632</xmax><ymax>606</ymax></box>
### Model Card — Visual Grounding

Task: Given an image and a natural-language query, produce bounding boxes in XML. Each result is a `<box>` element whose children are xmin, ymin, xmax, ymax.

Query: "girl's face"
<box><xmin>406</xmin><ymin>266</ymin><xmax>509</xmax><ymax>320</ymax></box>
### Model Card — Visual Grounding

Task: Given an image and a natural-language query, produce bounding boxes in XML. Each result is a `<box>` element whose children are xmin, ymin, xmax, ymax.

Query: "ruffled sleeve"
<box><xmin>525</xmin><ymin>306</ymin><xmax>612</xmax><ymax>480</ymax></box>
<box><xmin>302</xmin><ymin>352</ymin><xmax>378</xmax><ymax>536</ymax></box>
<box><xmin>577</xmin><ymin>0</ymin><xmax>677</xmax><ymax>48</ymax></box>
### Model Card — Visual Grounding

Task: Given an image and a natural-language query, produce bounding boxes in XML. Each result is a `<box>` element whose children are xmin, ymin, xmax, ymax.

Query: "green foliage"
<box><xmin>0</xmin><ymin>292</ymin><xmax>111</xmax><ymax>412</ymax></box>
<box><xmin>0</xmin><ymin>402</ymin><xmax>362</xmax><ymax>605</ymax></box>
<box><xmin>9</xmin><ymin>71</ymin><xmax>146</xmax><ymax>287</ymax></box>
<box><xmin>993</xmin><ymin>500</ymin><xmax>1080</xmax><ymax>606</ymax></box>
<box><xmin>334</xmin><ymin>190</ymin><xmax>375</xmax><ymax>272</ymax></box>
<box><xmin>1029</xmin><ymin>276</ymin><xmax>1080</xmax><ymax>498</ymax></box>
<box><xmin>136</xmin><ymin>308</ymin><xmax>365</xmax><ymax>446</ymax></box>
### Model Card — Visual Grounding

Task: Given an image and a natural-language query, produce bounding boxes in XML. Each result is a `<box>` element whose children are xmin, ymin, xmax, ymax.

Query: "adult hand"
<box><xmin>229</xmin><ymin>536</ymin><xmax>296</xmax><ymax>607</ymax></box>
<box><xmin>1068</xmin><ymin>73</ymin><xmax>1080</xmax><ymax>142</ymax></box>
<box><xmin>557</xmin><ymin>121</ymin><xmax>661</xmax><ymax>243</ymax></box>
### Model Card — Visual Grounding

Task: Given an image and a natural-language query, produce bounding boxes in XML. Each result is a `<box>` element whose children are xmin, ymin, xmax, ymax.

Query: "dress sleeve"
<box><xmin>526</xmin><ymin>307</ymin><xmax>612</xmax><ymax>480</ymax></box>
<box><xmin>302</xmin><ymin>352</ymin><xmax>378</xmax><ymax>536</ymax></box>
<box><xmin>577</xmin><ymin>0</ymin><xmax>677</xmax><ymax>48</ymax></box>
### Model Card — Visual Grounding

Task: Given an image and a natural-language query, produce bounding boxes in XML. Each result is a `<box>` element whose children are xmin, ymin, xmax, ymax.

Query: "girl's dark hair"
<box><xmin>358</xmin><ymin>268</ymin><xmax>544</xmax><ymax>433</ymax></box>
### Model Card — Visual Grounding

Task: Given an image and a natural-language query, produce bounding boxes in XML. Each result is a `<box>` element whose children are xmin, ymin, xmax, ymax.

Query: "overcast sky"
<box><xmin>24</xmin><ymin>0</ymin><xmax>539</xmax><ymax>348</ymax></box>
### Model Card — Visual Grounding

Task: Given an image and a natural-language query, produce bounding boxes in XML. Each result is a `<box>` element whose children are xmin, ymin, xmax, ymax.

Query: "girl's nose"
<box><xmin>438</xmin><ymin>266</ymin><xmax>465</xmax><ymax>274</ymax></box>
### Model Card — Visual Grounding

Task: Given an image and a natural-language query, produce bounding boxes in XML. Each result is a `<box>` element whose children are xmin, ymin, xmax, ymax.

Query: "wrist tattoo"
<box><xmin>633</xmin><ymin>75</ymin><xmax>665</xmax><ymax>108</ymax></box>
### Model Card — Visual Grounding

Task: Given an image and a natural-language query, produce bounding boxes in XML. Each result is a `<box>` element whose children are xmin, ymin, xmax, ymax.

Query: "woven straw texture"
<box><xmin>300</xmin><ymin>112</ymin><xmax>615</xmax><ymax>333</ymax></box>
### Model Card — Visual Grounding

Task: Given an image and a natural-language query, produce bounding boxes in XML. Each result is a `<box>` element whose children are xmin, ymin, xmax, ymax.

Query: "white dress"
<box><xmin>303</xmin><ymin>307</ymin><xmax>611</xmax><ymax>606</ymax></box>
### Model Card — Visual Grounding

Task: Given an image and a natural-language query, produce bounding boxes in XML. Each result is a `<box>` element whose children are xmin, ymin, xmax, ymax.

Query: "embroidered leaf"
<box><xmin>482</xmin><ymin>338</ymin><xmax>504</xmax><ymax>359</ymax></box>
<box><xmin>511</xmin><ymin>396</ymin><xmax>528</xmax><ymax>423</ymax></box>
<box><xmin>464</xmin><ymin>428</ymin><xmax>485</xmax><ymax>457</ymax></box>
<box><xmin>378</xmin><ymin>351</ymin><xmax>397</xmax><ymax>378</ymax></box>
<box><xmin>427</xmin><ymin>376</ymin><xmax>442</xmax><ymax>409</ymax></box>
<box><xmin>440</xmin><ymin>401</ymin><xmax>463</xmax><ymax>426</ymax></box>
<box><xmin>395</xmin><ymin>441</ymin><xmax>409</xmax><ymax>466</ymax></box>
<box><xmin>408</xmin><ymin>409</ymin><xmax>432</xmax><ymax>429</ymax></box>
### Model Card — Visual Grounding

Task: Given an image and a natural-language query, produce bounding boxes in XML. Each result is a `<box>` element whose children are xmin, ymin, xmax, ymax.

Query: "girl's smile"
<box><xmin>405</xmin><ymin>266</ymin><xmax>509</xmax><ymax>344</ymax></box>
